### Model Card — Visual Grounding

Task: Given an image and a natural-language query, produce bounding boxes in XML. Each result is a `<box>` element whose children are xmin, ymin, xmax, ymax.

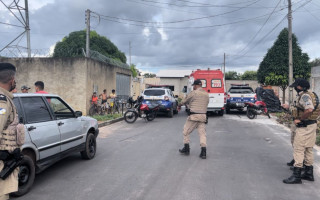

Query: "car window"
<box><xmin>211</xmin><ymin>79</ymin><xmax>222</xmax><ymax>88</ymax></box>
<box><xmin>46</xmin><ymin>97</ymin><xmax>74</xmax><ymax>119</ymax></box>
<box><xmin>20</xmin><ymin>97</ymin><xmax>52</xmax><ymax>124</ymax></box>
<box><xmin>13</xmin><ymin>98</ymin><xmax>24</xmax><ymax>123</ymax></box>
<box><xmin>229</xmin><ymin>88</ymin><xmax>254</xmax><ymax>94</ymax></box>
<box><xmin>144</xmin><ymin>90</ymin><xmax>165</xmax><ymax>96</ymax></box>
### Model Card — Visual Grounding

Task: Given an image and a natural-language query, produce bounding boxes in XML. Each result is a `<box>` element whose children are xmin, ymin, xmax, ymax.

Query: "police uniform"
<box><xmin>179</xmin><ymin>82</ymin><xmax>209</xmax><ymax>159</ymax></box>
<box><xmin>283</xmin><ymin>78</ymin><xmax>319</xmax><ymax>184</ymax></box>
<box><xmin>0</xmin><ymin>63</ymin><xmax>25</xmax><ymax>200</ymax></box>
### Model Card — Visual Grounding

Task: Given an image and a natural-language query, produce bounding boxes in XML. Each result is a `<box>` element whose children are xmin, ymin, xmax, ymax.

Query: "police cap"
<box><xmin>192</xmin><ymin>79</ymin><xmax>202</xmax><ymax>86</ymax></box>
<box><xmin>289</xmin><ymin>78</ymin><xmax>310</xmax><ymax>89</ymax></box>
<box><xmin>0</xmin><ymin>63</ymin><xmax>16</xmax><ymax>72</ymax></box>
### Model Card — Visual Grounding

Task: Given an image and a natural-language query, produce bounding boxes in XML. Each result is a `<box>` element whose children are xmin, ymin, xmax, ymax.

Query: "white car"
<box><xmin>12</xmin><ymin>93</ymin><xmax>99</xmax><ymax>196</ymax></box>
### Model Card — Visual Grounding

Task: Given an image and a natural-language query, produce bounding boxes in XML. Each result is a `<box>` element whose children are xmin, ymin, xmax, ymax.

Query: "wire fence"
<box><xmin>0</xmin><ymin>48</ymin><xmax>130</xmax><ymax>69</ymax></box>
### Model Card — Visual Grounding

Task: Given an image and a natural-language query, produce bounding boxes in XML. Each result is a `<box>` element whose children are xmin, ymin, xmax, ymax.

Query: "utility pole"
<box><xmin>288</xmin><ymin>0</ymin><xmax>293</xmax><ymax>105</ymax></box>
<box><xmin>25</xmin><ymin>0</ymin><xmax>31</xmax><ymax>57</ymax></box>
<box><xmin>223</xmin><ymin>53</ymin><xmax>226</xmax><ymax>78</ymax></box>
<box><xmin>129</xmin><ymin>41</ymin><xmax>132</xmax><ymax>66</ymax></box>
<box><xmin>85</xmin><ymin>9</ymin><xmax>90</xmax><ymax>58</ymax></box>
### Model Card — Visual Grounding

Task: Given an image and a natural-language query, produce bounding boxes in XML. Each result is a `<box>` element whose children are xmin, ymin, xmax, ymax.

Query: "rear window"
<box><xmin>229</xmin><ymin>87</ymin><xmax>254</xmax><ymax>94</ymax></box>
<box><xmin>144</xmin><ymin>90</ymin><xmax>165</xmax><ymax>96</ymax></box>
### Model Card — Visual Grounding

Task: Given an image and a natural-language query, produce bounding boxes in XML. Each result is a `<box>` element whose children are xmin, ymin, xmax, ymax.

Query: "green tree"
<box><xmin>257</xmin><ymin>28</ymin><xmax>311</xmax><ymax>103</ymax></box>
<box><xmin>144</xmin><ymin>73</ymin><xmax>156</xmax><ymax>78</ymax></box>
<box><xmin>225</xmin><ymin>71</ymin><xmax>240</xmax><ymax>80</ymax></box>
<box><xmin>310</xmin><ymin>58</ymin><xmax>320</xmax><ymax>67</ymax></box>
<box><xmin>241</xmin><ymin>70</ymin><xmax>257</xmax><ymax>80</ymax></box>
<box><xmin>53</xmin><ymin>30</ymin><xmax>127</xmax><ymax>63</ymax></box>
<box><xmin>130</xmin><ymin>64</ymin><xmax>138</xmax><ymax>78</ymax></box>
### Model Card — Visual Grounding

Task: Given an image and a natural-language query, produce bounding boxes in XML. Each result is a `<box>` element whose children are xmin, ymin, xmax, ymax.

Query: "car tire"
<box><xmin>81</xmin><ymin>133</ymin><xmax>97</xmax><ymax>160</ymax></box>
<box><xmin>10</xmin><ymin>154</ymin><xmax>36</xmax><ymax>197</ymax></box>
<box><xmin>168</xmin><ymin>107</ymin><xmax>173</xmax><ymax>118</ymax></box>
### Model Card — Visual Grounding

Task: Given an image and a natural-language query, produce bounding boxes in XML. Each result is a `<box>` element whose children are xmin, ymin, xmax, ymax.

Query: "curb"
<box><xmin>98</xmin><ymin>117</ymin><xmax>124</xmax><ymax>128</ymax></box>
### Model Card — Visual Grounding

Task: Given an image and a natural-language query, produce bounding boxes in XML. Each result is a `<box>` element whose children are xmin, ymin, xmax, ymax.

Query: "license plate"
<box><xmin>236</xmin><ymin>103</ymin><xmax>244</xmax><ymax>106</ymax></box>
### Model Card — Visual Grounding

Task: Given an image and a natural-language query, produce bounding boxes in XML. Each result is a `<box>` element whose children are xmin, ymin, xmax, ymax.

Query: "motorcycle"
<box><xmin>245</xmin><ymin>101</ymin><xmax>270</xmax><ymax>119</ymax></box>
<box><xmin>124</xmin><ymin>96</ymin><xmax>160</xmax><ymax>123</ymax></box>
<box><xmin>126</xmin><ymin>96</ymin><xmax>137</xmax><ymax>109</ymax></box>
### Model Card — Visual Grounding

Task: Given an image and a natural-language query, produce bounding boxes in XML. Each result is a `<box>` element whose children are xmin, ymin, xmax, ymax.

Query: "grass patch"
<box><xmin>91</xmin><ymin>113</ymin><xmax>123</xmax><ymax>121</ymax></box>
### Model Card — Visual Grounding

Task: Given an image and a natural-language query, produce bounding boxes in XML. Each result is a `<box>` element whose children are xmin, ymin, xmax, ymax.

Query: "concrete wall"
<box><xmin>0</xmin><ymin>57</ymin><xmax>131</xmax><ymax>115</ymax></box>
<box><xmin>159</xmin><ymin>77</ymin><xmax>188</xmax><ymax>97</ymax></box>
<box><xmin>85</xmin><ymin>59</ymin><xmax>131</xmax><ymax>113</ymax></box>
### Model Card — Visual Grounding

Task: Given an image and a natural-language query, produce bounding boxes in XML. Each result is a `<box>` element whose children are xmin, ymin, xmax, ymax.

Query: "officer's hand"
<box><xmin>294</xmin><ymin>119</ymin><xmax>301</xmax><ymax>125</ymax></box>
<box><xmin>281</xmin><ymin>104</ymin><xmax>289</xmax><ymax>109</ymax></box>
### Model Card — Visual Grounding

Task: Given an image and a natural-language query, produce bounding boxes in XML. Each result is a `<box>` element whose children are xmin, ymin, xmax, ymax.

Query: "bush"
<box><xmin>92</xmin><ymin>113</ymin><xmax>122</xmax><ymax>121</ymax></box>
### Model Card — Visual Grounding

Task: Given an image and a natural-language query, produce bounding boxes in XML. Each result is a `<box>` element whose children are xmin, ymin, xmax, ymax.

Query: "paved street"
<box><xmin>16</xmin><ymin>110</ymin><xmax>320</xmax><ymax>200</ymax></box>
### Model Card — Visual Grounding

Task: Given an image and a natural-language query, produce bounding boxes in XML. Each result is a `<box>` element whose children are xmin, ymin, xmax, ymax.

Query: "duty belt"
<box><xmin>296</xmin><ymin>120</ymin><xmax>317</xmax><ymax>128</ymax></box>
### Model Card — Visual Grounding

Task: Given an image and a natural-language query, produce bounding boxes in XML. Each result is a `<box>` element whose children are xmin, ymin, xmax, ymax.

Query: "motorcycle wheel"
<box><xmin>126</xmin><ymin>103</ymin><xmax>132</xmax><ymax>109</ymax></box>
<box><xmin>124</xmin><ymin>110</ymin><xmax>138</xmax><ymax>123</ymax></box>
<box><xmin>146</xmin><ymin>111</ymin><xmax>156</xmax><ymax>121</ymax></box>
<box><xmin>246</xmin><ymin>108</ymin><xmax>256</xmax><ymax>119</ymax></box>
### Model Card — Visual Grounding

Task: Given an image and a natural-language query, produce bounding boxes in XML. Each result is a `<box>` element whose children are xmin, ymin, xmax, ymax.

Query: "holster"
<box><xmin>189</xmin><ymin>111</ymin><xmax>208</xmax><ymax>124</ymax></box>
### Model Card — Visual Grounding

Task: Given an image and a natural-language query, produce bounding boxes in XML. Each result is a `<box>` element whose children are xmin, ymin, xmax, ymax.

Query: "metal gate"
<box><xmin>116</xmin><ymin>73</ymin><xmax>131</xmax><ymax>100</ymax></box>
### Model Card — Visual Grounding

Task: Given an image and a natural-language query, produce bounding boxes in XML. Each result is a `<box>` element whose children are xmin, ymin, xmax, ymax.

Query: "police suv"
<box><xmin>226</xmin><ymin>84</ymin><xmax>256</xmax><ymax>113</ymax></box>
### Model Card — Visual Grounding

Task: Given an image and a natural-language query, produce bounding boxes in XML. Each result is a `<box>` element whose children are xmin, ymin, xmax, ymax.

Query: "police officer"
<box><xmin>178</xmin><ymin>79</ymin><xmax>209</xmax><ymax>159</ymax></box>
<box><xmin>0</xmin><ymin>63</ymin><xmax>25</xmax><ymax>199</ymax></box>
<box><xmin>283</xmin><ymin>78</ymin><xmax>319</xmax><ymax>184</ymax></box>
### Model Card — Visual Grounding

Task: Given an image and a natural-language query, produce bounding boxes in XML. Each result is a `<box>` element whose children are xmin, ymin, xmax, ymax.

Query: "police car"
<box><xmin>226</xmin><ymin>84</ymin><xmax>256</xmax><ymax>113</ymax></box>
<box><xmin>142</xmin><ymin>88</ymin><xmax>178</xmax><ymax>118</ymax></box>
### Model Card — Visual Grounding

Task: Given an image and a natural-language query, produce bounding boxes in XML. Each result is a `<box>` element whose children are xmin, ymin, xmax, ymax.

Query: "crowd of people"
<box><xmin>11</xmin><ymin>81</ymin><xmax>48</xmax><ymax>94</ymax></box>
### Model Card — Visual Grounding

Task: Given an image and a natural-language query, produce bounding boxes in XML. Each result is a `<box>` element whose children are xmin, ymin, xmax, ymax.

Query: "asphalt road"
<box><xmin>15</xmin><ymin>109</ymin><xmax>320</xmax><ymax>200</ymax></box>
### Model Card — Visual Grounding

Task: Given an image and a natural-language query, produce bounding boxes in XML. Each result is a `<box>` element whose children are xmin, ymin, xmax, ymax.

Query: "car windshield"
<box><xmin>144</xmin><ymin>90</ymin><xmax>165</xmax><ymax>96</ymax></box>
<box><xmin>229</xmin><ymin>88</ymin><xmax>254</xmax><ymax>94</ymax></box>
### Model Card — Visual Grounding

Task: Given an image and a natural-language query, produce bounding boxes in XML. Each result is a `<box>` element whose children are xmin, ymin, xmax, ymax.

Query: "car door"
<box><xmin>46</xmin><ymin>97</ymin><xmax>83</xmax><ymax>152</ymax></box>
<box><xmin>20</xmin><ymin>96</ymin><xmax>61</xmax><ymax>160</ymax></box>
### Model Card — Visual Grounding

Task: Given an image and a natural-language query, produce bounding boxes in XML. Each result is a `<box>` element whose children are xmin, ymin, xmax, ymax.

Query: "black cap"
<box><xmin>289</xmin><ymin>78</ymin><xmax>310</xmax><ymax>89</ymax></box>
<box><xmin>192</xmin><ymin>79</ymin><xmax>202</xmax><ymax>86</ymax></box>
<box><xmin>21</xmin><ymin>85</ymin><xmax>30</xmax><ymax>90</ymax></box>
<box><xmin>0</xmin><ymin>63</ymin><xmax>16</xmax><ymax>72</ymax></box>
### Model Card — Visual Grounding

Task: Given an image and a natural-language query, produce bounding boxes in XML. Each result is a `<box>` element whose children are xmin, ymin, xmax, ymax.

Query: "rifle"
<box><xmin>0</xmin><ymin>148</ymin><xmax>24</xmax><ymax>180</ymax></box>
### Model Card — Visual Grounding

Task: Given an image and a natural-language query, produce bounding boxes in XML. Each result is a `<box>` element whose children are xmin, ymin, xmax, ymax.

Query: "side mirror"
<box><xmin>75</xmin><ymin>111</ymin><xmax>82</xmax><ymax>118</ymax></box>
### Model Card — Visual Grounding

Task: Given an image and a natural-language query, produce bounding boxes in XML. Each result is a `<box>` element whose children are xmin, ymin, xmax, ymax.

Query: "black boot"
<box><xmin>199</xmin><ymin>147</ymin><xmax>206</xmax><ymax>159</ymax></box>
<box><xmin>179</xmin><ymin>144</ymin><xmax>190</xmax><ymax>155</ymax></box>
<box><xmin>301</xmin><ymin>165</ymin><xmax>314</xmax><ymax>181</ymax></box>
<box><xmin>287</xmin><ymin>159</ymin><xmax>294</xmax><ymax>166</ymax></box>
<box><xmin>283</xmin><ymin>167</ymin><xmax>302</xmax><ymax>184</ymax></box>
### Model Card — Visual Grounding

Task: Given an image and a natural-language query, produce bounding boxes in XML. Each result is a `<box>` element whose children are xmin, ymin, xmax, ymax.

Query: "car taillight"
<box><xmin>164</xmin><ymin>96</ymin><xmax>169</xmax><ymax>101</ymax></box>
<box><xmin>254</xmin><ymin>94</ymin><xmax>257</xmax><ymax>100</ymax></box>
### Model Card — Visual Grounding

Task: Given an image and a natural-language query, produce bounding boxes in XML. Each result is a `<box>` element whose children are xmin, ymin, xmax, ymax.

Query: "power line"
<box><xmin>93</xmin><ymin>0</ymin><xmax>267</xmax><ymax>25</ymax></box>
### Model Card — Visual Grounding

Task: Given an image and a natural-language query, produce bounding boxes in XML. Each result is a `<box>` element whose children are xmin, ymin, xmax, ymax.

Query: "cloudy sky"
<box><xmin>1</xmin><ymin>0</ymin><xmax>320</xmax><ymax>74</ymax></box>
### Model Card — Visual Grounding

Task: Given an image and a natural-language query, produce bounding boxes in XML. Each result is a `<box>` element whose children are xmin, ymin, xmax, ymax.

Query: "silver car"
<box><xmin>12</xmin><ymin>93</ymin><xmax>99</xmax><ymax>196</ymax></box>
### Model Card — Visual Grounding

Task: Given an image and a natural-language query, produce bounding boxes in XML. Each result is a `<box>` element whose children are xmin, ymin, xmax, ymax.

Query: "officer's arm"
<box><xmin>179</xmin><ymin>91</ymin><xmax>194</xmax><ymax>106</ymax></box>
<box><xmin>299</xmin><ymin>94</ymin><xmax>314</xmax><ymax>120</ymax></box>
<box><xmin>0</xmin><ymin>100</ymin><xmax>10</xmax><ymax>134</ymax></box>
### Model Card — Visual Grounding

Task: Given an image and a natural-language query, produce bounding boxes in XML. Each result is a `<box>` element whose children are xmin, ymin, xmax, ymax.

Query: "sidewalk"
<box><xmin>98</xmin><ymin>117</ymin><xmax>124</xmax><ymax>128</ymax></box>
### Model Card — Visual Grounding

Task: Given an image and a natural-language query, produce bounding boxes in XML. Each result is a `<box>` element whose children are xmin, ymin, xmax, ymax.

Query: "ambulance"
<box><xmin>186</xmin><ymin>69</ymin><xmax>226</xmax><ymax>116</ymax></box>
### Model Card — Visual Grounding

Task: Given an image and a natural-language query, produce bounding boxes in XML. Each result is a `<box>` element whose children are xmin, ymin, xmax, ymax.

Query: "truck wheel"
<box><xmin>10</xmin><ymin>154</ymin><xmax>35</xmax><ymax>197</ymax></box>
<box><xmin>81</xmin><ymin>133</ymin><xmax>97</xmax><ymax>160</ymax></box>
<box><xmin>218</xmin><ymin>110</ymin><xmax>224</xmax><ymax>116</ymax></box>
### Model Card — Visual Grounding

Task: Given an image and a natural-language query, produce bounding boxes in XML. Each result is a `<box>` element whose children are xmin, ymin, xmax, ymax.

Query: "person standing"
<box><xmin>20</xmin><ymin>85</ymin><xmax>30</xmax><ymax>93</ymax></box>
<box><xmin>283</xmin><ymin>78</ymin><xmax>319</xmax><ymax>184</ymax></box>
<box><xmin>0</xmin><ymin>63</ymin><xmax>25</xmax><ymax>200</ymax></box>
<box><xmin>34</xmin><ymin>81</ymin><xmax>48</xmax><ymax>94</ymax></box>
<box><xmin>99</xmin><ymin>89</ymin><xmax>108</xmax><ymax>105</ymax></box>
<box><xmin>178</xmin><ymin>79</ymin><xmax>209</xmax><ymax>159</ymax></box>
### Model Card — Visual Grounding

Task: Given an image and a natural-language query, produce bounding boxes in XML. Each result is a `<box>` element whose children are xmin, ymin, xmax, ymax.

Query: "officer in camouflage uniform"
<box><xmin>178</xmin><ymin>79</ymin><xmax>209</xmax><ymax>159</ymax></box>
<box><xmin>283</xmin><ymin>78</ymin><xmax>319</xmax><ymax>184</ymax></box>
<box><xmin>0</xmin><ymin>63</ymin><xmax>25</xmax><ymax>200</ymax></box>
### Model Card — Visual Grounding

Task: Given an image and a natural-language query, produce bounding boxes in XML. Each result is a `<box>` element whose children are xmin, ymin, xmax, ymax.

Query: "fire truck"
<box><xmin>186</xmin><ymin>69</ymin><xmax>226</xmax><ymax>116</ymax></box>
